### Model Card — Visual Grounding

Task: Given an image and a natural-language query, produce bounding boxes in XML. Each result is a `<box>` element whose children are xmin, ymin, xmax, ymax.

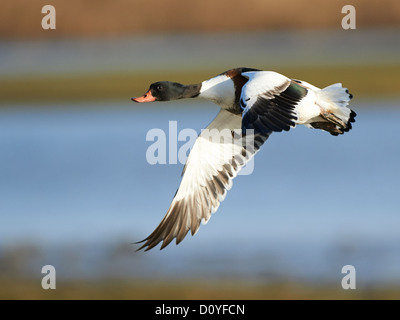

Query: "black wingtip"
<box><xmin>135</xmin><ymin>238</ymin><xmax>167</xmax><ymax>252</ymax></box>
<box><xmin>133</xmin><ymin>238</ymin><xmax>149</xmax><ymax>252</ymax></box>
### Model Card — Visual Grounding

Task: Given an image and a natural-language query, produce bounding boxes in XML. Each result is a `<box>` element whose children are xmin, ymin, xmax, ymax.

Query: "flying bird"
<box><xmin>132</xmin><ymin>67</ymin><xmax>356</xmax><ymax>251</ymax></box>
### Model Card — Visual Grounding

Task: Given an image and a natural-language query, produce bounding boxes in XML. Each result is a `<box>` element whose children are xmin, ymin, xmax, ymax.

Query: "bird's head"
<box><xmin>131</xmin><ymin>81</ymin><xmax>186</xmax><ymax>103</ymax></box>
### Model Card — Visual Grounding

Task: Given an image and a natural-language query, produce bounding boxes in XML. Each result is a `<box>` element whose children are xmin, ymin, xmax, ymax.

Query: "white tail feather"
<box><xmin>316</xmin><ymin>83</ymin><xmax>352</xmax><ymax>123</ymax></box>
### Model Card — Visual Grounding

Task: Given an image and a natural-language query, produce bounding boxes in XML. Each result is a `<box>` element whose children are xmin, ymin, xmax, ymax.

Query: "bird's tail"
<box><xmin>310</xmin><ymin>83</ymin><xmax>356</xmax><ymax>136</ymax></box>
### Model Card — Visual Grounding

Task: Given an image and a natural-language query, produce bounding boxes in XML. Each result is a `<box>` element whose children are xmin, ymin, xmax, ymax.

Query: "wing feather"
<box><xmin>241</xmin><ymin>71</ymin><xmax>308</xmax><ymax>135</ymax></box>
<box><xmin>137</xmin><ymin>109</ymin><xmax>269</xmax><ymax>251</ymax></box>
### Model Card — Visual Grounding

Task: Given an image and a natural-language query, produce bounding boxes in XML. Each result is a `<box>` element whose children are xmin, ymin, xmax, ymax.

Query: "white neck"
<box><xmin>199</xmin><ymin>74</ymin><xmax>235</xmax><ymax>109</ymax></box>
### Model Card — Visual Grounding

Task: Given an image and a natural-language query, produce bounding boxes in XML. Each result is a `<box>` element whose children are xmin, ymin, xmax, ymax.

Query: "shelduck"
<box><xmin>132</xmin><ymin>67</ymin><xmax>356</xmax><ymax>251</ymax></box>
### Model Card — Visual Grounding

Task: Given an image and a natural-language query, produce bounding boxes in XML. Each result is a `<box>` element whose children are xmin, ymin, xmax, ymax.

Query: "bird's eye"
<box><xmin>157</xmin><ymin>85</ymin><xmax>163</xmax><ymax>90</ymax></box>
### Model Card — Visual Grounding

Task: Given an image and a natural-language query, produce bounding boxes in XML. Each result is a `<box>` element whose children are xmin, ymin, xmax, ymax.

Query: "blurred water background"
<box><xmin>0</xmin><ymin>0</ymin><xmax>399</xmax><ymax>299</ymax></box>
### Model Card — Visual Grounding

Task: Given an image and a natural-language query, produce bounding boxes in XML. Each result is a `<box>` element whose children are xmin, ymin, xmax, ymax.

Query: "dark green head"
<box><xmin>132</xmin><ymin>81</ymin><xmax>200</xmax><ymax>103</ymax></box>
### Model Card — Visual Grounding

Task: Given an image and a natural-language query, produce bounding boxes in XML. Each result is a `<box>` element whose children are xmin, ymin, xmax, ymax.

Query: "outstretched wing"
<box><xmin>240</xmin><ymin>71</ymin><xmax>308</xmax><ymax>135</ymax></box>
<box><xmin>137</xmin><ymin>109</ymin><xmax>269</xmax><ymax>251</ymax></box>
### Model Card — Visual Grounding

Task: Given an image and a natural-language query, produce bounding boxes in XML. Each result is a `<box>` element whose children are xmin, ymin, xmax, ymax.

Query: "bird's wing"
<box><xmin>138</xmin><ymin>108</ymin><xmax>269</xmax><ymax>251</ymax></box>
<box><xmin>240</xmin><ymin>71</ymin><xmax>308</xmax><ymax>135</ymax></box>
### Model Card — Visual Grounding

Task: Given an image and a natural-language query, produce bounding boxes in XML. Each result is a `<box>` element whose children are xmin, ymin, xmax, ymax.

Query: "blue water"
<box><xmin>1</xmin><ymin>100</ymin><xmax>399</xmax><ymax>284</ymax></box>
